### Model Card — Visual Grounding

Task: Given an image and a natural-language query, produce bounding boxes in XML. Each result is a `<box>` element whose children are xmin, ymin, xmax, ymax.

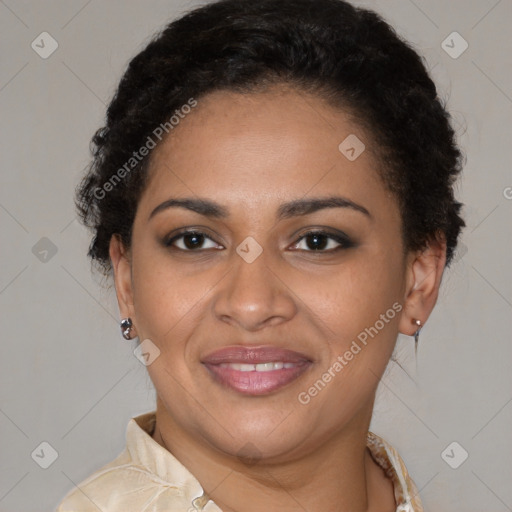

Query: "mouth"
<box><xmin>201</xmin><ymin>346</ymin><xmax>313</xmax><ymax>395</ymax></box>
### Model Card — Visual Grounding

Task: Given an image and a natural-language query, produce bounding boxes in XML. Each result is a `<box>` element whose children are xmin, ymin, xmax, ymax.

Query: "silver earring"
<box><xmin>413</xmin><ymin>319</ymin><xmax>422</xmax><ymax>357</ymax></box>
<box><xmin>120</xmin><ymin>318</ymin><xmax>133</xmax><ymax>340</ymax></box>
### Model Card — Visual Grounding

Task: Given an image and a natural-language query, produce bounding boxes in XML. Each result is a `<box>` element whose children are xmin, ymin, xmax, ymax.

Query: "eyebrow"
<box><xmin>148</xmin><ymin>196</ymin><xmax>372</xmax><ymax>222</ymax></box>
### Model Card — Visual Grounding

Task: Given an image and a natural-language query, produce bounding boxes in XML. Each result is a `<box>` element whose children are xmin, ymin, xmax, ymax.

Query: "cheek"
<box><xmin>130</xmin><ymin>245</ymin><xmax>205</xmax><ymax>340</ymax></box>
<box><xmin>302</xmin><ymin>255</ymin><xmax>403</xmax><ymax>337</ymax></box>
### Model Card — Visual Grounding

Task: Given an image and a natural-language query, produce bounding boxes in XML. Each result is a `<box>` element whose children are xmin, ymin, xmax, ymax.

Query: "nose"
<box><xmin>212</xmin><ymin>248</ymin><xmax>298</xmax><ymax>332</ymax></box>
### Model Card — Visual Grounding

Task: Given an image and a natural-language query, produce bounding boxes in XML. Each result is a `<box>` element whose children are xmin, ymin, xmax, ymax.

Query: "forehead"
<box><xmin>138</xmin><ymin>87</ymin><xmax>395</xmax><ymax>222</ymax></box>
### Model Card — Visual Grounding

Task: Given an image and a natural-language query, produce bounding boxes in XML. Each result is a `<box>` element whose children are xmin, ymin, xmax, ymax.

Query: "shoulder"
<box><xmin>55</xmin><ymin>449</ymin><xmax>182</xmax><ymax>512</ymax></box>
<box><xmin>367</xmin><ymin>431</ymin><xmax>424</xmax><ymax>512</ymax></box>
<box><xmin>56</xmin><ymin>411</ymin><xmax>212</xmax><ymax>512</ymax></box>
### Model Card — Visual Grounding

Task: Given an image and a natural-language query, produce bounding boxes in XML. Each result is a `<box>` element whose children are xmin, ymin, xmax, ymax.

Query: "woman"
<box><xmin>56</xmin><ymin>0</ymin><xmax>465</xmax><ymax>510</ymax></box>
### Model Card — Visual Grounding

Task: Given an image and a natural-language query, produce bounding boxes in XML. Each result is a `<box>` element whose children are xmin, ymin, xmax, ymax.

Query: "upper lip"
<box><xmin>201</xmin><ymin>345</ymin><xmax>312</xmax><ymax>365</ymax></box>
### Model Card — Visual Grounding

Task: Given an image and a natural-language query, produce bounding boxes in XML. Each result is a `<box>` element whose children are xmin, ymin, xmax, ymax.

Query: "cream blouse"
<box><xmin>56</xmin><ymin>411</ymin><xmax>424</xmax><ymax>512</ymax></box>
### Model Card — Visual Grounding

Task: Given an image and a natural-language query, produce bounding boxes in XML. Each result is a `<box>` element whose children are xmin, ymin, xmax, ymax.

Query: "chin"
<box><xmin>197</xmin><ymin>411</ymin><xmax>313</xmax><ymax>461</ymax></box>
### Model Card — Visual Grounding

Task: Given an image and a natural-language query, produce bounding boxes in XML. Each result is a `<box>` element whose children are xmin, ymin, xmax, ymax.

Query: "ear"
<box><xmin>109</xmin><ymin>234</ymin><xmax>137</xmax><ymax>337</ymax></box>
<box><xmin>398</xmin><ymin>233</ymin><xmax>447</xmax><ymax>336</ymax></box>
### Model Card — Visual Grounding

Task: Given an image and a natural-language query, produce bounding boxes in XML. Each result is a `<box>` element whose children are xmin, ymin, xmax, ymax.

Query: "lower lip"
<box><xmin>203</xmin><ymin>362</ymin><xmax>312</xmax><ymax>395</ymax></box>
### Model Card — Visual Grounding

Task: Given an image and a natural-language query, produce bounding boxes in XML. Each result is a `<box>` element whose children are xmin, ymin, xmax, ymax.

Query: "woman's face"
<box><xmin>111</xmin><ymin>86</ymin><xmax>428</xmax><ymax>461</ymax></box>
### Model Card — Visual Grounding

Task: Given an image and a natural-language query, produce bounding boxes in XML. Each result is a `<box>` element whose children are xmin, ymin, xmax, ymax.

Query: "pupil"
<box><xmin>307</xmin><ymin>234</ymin><xmax>327</xmax><ymax>250</ymax></box>
<box><xmin>184</xmin><ymin>233</ymin><xmax>203</xmax><ymax>249</ymax></box>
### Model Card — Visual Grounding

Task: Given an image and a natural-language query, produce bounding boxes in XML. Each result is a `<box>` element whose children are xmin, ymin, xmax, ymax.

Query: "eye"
<box><xmin>163</xmin><ymin>228</ymin><xmax>353</xmax><ymax>253</ymax></box>
<box><xmin>291</xmin><ymin>230</ymin><xmax>353</xmax><ymax>252</ymax></box>
<box><xmin>164</xmin><ymin>230</ymin><xmax>222</xmax><ymax>251</ymax></box>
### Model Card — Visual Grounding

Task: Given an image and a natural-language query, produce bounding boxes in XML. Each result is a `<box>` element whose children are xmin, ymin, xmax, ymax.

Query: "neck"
<box><xmin>151</xmin><ymin>396</ymin><xmax>396</xmax><ymax>512</ymax></box>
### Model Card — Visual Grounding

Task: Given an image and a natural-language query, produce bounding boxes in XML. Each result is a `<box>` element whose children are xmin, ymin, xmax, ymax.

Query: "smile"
<box><xmin>218</xmin><ymin>362</ymin><xmax>299</xmax><ymax>371</ymax></box>
<box><xmin>202</xmin><ymin>346</ymin><xmax>312</xmax><ymax>395</ymax></box>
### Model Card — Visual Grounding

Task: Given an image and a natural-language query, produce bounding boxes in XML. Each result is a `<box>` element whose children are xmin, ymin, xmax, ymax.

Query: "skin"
<box><xmin>109</xmin><ymin>85</ymin><xmax>446</xmax><ymax>512</ymax></box>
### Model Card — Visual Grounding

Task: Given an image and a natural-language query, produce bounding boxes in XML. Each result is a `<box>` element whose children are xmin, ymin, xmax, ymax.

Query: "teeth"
<box><xmin>255</xmin><ymin>362</ymin><xmax>277</xmax><ymax>372</ymax></box>
<box><xmin>218</xmin><ymin>362</ymin><xmax>296</xmax><ymax>371</ymax></box>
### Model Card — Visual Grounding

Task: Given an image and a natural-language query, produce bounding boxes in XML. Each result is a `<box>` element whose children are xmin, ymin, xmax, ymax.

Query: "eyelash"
<box><xmin>163</xmin><ymin>229</ymin><xmax>354</xmax><ymax>253</ymax></box>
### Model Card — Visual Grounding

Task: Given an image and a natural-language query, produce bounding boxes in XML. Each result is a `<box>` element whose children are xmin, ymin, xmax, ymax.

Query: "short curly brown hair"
<box><xmin>75</xmin><ymin>0</ymin><xmax>465</xmax><ymax>277</ymax></box>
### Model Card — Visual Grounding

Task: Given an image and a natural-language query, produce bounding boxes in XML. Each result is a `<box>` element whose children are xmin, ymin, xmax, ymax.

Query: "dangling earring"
<box><xmin>120</xmin><ymin>318</ymin><xmax>133</xmax><ymax>340</ymax></box>
<box><xmin>413</xmin><ymin>319</ymin><xmax>422</xmax><ymax>358</ymax></box>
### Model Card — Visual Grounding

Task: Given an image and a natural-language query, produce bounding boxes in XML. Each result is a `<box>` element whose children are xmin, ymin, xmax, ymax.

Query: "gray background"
<box><xmin>1</xmin><ymin>1</ymin><xmax>511</xmax><ymax>511</ymax></box>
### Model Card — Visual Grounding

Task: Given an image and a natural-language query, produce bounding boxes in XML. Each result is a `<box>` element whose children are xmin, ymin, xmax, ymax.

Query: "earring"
<box><xmin>120</xmin><ymin>318</ymin><xmax>133</xmax><ymax>340</ymax></box>
<box><xmin>413</xmin><ymin>319</ymin><xmax>422</xmax><ymax>357</ymax></box>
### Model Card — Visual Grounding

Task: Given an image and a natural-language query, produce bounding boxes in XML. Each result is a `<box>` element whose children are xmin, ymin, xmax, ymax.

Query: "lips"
<box><xmin>202</xmin><ymin>346</ymin><xmax>312</xmax><ymax>395</ymax></box>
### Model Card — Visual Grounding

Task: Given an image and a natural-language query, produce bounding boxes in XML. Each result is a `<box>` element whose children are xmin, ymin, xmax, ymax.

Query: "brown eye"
<box><xmin>165</xmin><ymin>230</ymin><xmax>221</xmax><ymax>251</ymax></box>
<box><xmin>292</xmin><ymin>230</ymin><xmax>354</xmax><ymax>252</ymax></box>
